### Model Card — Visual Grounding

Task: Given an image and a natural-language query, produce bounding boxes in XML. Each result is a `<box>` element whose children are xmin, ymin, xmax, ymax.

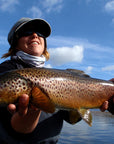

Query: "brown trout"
<box><xmin>0</xmin><ymin>68</ymin><xmax>114</xmax><ymax>126</ymax></box>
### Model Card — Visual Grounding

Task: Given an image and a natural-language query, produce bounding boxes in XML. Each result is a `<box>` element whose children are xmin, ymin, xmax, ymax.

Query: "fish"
<box><xmin>0</xmin><ymin>67</ymin><xmax>114</xmax><ymax>126</ymax></box>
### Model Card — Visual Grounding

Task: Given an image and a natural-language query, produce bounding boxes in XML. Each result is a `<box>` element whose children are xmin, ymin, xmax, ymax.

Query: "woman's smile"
<box><xmin>16</xmin><ymin>33</ymin><xmax>45</xmax><ymax>56</ymax></box>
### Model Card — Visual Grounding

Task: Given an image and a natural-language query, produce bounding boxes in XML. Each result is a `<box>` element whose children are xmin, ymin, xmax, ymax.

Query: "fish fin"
<box><xmin>66</xmin><ymin>69</ymin><xmax>90</xmax><ymax>77</ymax></box>
<box><xmin>31</xmin><ymin>87</ymin><xmax>55</xmax><ymax>113</ymax></box>
<box><xmin>68</xmin><ymin>110</ymin><xmax>82</xmax><ymax>124</ymax></box>
<box><xmin>77</xmin><ymin>109</ymin><xmax>92</xmax><ymax>126</ymax></box>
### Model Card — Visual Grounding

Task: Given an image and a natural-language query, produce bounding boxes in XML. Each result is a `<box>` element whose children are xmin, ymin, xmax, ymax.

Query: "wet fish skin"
<box><xmin>0</xmin><ymin>68</ymin><xmax>114</xmax><ymax>125</ymax></box>
<box><xmin>0</xmin><ymin>67</ymin><xmax>113</xmax><ymax>109</ymax></box>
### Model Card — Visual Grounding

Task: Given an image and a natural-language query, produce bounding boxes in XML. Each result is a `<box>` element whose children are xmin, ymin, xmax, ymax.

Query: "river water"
<box><xmin>59</xmin><ymin>111</ymin><xmax>114</xmax><ymax>144</ymax></box>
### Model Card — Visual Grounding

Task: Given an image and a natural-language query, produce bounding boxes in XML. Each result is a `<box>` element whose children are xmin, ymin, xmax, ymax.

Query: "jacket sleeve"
<box><xmin>0</xmin><ymin>60</ymin><xmax>17</xmax><ymax>73</ymax></box>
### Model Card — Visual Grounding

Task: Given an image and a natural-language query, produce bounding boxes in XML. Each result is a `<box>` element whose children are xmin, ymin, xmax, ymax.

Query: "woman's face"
<box><xmin>16</xmin><ymin>32</ymin><xmax>45</xmax><ymax>57</ymax></box>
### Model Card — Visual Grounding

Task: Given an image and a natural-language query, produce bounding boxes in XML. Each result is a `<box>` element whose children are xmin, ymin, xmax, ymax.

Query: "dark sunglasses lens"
<box><xmin>17</xmin><ymin>31</ymin><xmax>45</xmax><ymax>38</ymax></box>
<box><xmin>23</xmin><ymin>31</ymin><xmax>33</xmax><ymax>36</ymax></box>
<box><xmin>36</xmin><ymin>32</ymin><xmax>44</xmax><ymax>38</ymax></box>
<box><xmin>16</xmin><ymin>31</ymin><xmax>31</xmax><ymax>38</ymax></box>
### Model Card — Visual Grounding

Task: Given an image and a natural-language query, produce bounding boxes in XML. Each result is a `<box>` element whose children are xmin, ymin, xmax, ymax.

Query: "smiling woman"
<box><xmin>2</xmin><ymin>18</ymin><xmax>50</xmax><ymax>60</ymax></box>
<box><xmin>0</xmin><ymin>17</ymin><xmax>83</xmax><ymax>144</ymax></box>
<box><xmin>16</xmin><ymin>32</ymin><xmax>45</xmax><ymax>56</ymax></box>
<box><xmin>0</xmin><ymin>17</ymin><xmax>114</xmax><ymax>144</ymax></box>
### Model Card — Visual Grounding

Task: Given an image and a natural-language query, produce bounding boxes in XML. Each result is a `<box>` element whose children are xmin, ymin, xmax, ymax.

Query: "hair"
<box><xmin>42</xmin><ymin>38</ymin><xmax>50</xmax><ymax>61</ymax></box>
<box><xmin>1</xmin><ymin>37</ymin><xmax>50</xmax><ymax>61</ymax></box>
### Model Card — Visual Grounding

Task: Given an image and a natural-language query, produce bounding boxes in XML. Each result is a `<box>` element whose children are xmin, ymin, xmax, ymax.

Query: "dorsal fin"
<box><xmin>66</xmin><ymin>69</ymin><xmax>90</xmax><ymax>77</ymax></box>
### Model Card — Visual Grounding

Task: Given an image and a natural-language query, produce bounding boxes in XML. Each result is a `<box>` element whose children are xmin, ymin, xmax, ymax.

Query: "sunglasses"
<box><xmin>16</xmin><ymin>30</ymin><xmax>45</xmax><ymax>38</ymax></box>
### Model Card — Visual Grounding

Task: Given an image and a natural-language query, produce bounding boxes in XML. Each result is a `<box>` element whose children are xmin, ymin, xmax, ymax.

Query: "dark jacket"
<box><xmin>0</xmin><ymin>58</ymin><xmax>71</xmax><ymax>144</ymax></box>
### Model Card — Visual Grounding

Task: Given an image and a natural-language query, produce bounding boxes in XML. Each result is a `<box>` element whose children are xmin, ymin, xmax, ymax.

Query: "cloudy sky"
<box><xmin>0</xmin><ymin>0</ymin><xmax>114</xmax><ymax>80</ymax></box>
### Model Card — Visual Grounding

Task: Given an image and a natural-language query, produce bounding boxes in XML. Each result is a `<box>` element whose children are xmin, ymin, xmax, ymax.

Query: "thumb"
<box><xmin>18</xmin><ymin>94</ymin><xmax>29</xmax><ymax>116</ymax></box>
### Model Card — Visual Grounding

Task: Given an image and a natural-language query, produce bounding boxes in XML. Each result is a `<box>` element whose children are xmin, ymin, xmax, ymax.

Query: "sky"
<box><xmin>0</xmin><ymin>0</ymin><xmax>114</xmax><ymax>80</ymax></box>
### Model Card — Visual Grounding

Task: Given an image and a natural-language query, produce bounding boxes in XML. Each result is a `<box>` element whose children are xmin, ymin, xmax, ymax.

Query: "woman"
<box><xmin>0</xmin><ymin>17</ymin><xmax>82</xmax><ymax>144</ymax></box>
<box><xmin>0</xmin><ymin>17</ymin><xmax>113</xmax><ymax>144</ymax></box>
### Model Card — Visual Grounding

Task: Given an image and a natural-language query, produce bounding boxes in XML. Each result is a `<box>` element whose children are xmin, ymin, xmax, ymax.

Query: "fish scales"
<box><xmin>0</xmin><ymin>68</ymin><xmax>114</xmax><ymax>110</ymax></box>
<box><xmin>0</xmin><ymin>71</ymin><xmax>32</xmax><ymax>104</ymax></box>
<box><xmin>0</xmin><ymin>68</ymin><xmax>114</xmax><ymax>126</ymax></box>
<box><xmin>4</xmin><ymin>68</ymin><xmax>113</xmax><ymax>109</ymax></box>
<box><xmin>40</xmin><ymin>76</ymin><xmax>114</xmax><ymax>109</ymax></box>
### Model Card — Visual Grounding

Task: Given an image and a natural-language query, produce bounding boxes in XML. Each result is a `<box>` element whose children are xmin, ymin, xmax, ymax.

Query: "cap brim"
<box><xmin>15</xmin><ymin>19</ymin><xmax>51</xmax><ymax>38</ymax></box>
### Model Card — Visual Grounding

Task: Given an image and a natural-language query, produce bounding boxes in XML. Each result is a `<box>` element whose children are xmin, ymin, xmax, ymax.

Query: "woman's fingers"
<box><xmin>18</xmin><ymin>94</ymin><xmax>29</xmax><ymax>116</ymax></box>
<box><xmin>100</xmin><ymin>101</ymin><xmax>109</xmax><ymax>112</ymax></box>
<box><xmin>7</xmin><ymin>104</ymin><xmax>16</xmax><ymax>114</ymax></box>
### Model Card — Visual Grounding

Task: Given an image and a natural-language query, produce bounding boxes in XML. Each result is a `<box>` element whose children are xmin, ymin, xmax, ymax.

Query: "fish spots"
<box><xmin>37</xmin><ymin>78</ymin><xmax>76</xmax><ymax>106</ymax></box>
<box><xmin>0</xmin><ymin>67</ymin><xmax>114</xmax><ymax>108</ymax></box>
<box><xmin>0</xmin><ymin>75</ymin><xmax>32</xmax><ymax>98</ymax></box>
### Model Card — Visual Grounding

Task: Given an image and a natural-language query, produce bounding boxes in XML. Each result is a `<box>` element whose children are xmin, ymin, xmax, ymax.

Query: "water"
<box><xmin>59</xmin><ymin>111</ymin><xmax>114</xmax><ymax>144</ymax></box>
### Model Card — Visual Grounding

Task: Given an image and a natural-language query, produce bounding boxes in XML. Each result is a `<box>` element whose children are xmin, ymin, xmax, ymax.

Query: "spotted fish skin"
<box><xmin>0</xmin><ymin>71</ymin><xmax>32</xmax><ymax>104</ymax></box>
<box><xmin>0</xmin><ymin>67</ymin><xmax>114</xmax><ymax>126</ymax></box>
<box><xmin>0</xmin><ymin>67</ymin><xmax>114</xmax><ymax>111</ymax></box>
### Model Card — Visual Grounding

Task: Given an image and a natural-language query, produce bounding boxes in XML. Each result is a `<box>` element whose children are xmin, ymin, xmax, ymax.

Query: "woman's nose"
<box><xmin>31</xmin><ymin>32</ymin><xmax>39</xmax><ymax>38</ymax></box>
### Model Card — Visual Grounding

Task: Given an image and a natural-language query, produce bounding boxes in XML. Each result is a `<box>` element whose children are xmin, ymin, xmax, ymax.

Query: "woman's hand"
<box><xmin>100</xmin><ymin>97</ymin><xmax>114</xmax><ymax>114</ymax></box>
<box><xmin>7</xmin><ymin>94</ymin><xmax>41</xmax><ymax>134</ymax></box>
<box><xmin>100</xmin><ymin>78</ymin><xmax>114</xmax><ymax>115</ymax></box>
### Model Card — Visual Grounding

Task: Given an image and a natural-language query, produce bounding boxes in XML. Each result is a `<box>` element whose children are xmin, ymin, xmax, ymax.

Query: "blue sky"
<box><xmin>0</xmin><ymin>0</ymin><xmax>114</xmax><ymax>80</ymax></box>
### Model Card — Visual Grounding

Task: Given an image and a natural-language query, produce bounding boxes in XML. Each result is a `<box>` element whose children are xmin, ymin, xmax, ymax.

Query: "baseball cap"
<box><xmin>8</xmin><ymin>17</ymin><xmax>51</xmax><ymax>45</ymax></box>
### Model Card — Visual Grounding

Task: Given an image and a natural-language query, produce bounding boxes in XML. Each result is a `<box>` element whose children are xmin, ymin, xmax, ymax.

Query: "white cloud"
<box><xmin>85</xmin><ymin>66</ymin><xmax>93</xmax><ymax>74</ymax></box>
<box><xmin>27</xmin><ymin>6</ymin><xmax>43</xmax><ymax>18</ymax></box>
<box><xmin>41</xmin><ymin>0</ymin><xmax>63</xmax><ymax>13</ymax></box>
<box><xmin>0</xmin><ymin>0</ymin><xmax>19</xmax><ymax>12</ymax></box>
<box><xmin>27</xmin><ymin>0</ymin><xmax>64</xmax><ymax>18</ymax></box>
<box><xmin>102</xmin><ymin>65</ymin><xmax>114</xmax><ymax>71</ymax></box>
<box><xmin>112</xmin><ymin>18</ymin><xmax>114</xmax><ymax>23</ymax></box>
<box><xmin>48</xmin><ymin>45</ymin><xmax>84</xmax><ymax>66</ymax></box>
<box><xmin>45</xmin><ymin>64</ymin><xmax>52</xmax><ymax>68</ymax></box>
<box><xmin>86</xmin><ymin>0</ymin><xmax>92</xmax><ymax>4</ymax></box>
<box><xmin>48</xmin><ymin>36</ymin><xmax>112</xmax><ymax>53</ymax></box>
<box><xmin>47</xmin><ymin>35</ymin><xmax>114</xmax><ymax>75</ymax></box>
<box><xmin>104</xmin><ymin>1</ymin><xmax>114</xmax><ymax>12</ymax></box>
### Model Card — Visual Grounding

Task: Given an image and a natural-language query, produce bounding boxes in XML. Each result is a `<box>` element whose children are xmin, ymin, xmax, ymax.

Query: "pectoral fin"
<box><xmin>77</xmin><ymin>109</ymin><xmax>92</xmax><ymax>126</ymax></box>
<box><xmin>31</xmin><ymin>87</ymin><xmax>55</xmax><ymax>113</ymax></box>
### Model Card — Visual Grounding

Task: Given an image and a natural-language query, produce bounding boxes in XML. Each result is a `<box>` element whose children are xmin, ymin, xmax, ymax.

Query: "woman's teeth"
<box><xmin>32</xmin><ymin>42</ymin><xmax>38</xmax><ymax>44</ymax></box>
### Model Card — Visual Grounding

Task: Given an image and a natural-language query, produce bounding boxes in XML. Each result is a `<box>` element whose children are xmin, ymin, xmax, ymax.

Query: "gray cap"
<box><xmin>8</xmin><ymin>17</ymin><xmax>51</xmax><ymax>45</ymax></box>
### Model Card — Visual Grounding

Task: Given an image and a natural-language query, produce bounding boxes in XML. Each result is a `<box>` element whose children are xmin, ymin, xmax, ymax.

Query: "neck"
<box><xmin>12</xmin><ymin>51</ymin><xmax>46</xmax><ymax>67</ymax></box>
